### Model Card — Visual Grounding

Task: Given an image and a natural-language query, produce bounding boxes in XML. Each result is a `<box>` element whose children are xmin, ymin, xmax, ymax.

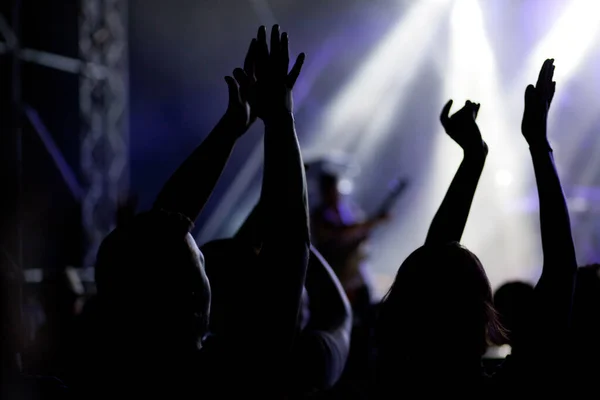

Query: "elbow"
<box><xmin>292</xmin><ymin>330</ymin><xmax>350</xmax><ymax>392</ymax></box>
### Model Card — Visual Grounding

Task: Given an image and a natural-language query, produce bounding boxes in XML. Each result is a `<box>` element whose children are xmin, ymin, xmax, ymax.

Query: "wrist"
<box><xmin>263</xmin><ymin>109</ymin><xmax>294</xmax><ymax>126</ymax></box>
<box><xmin>221</xmin><ymin>112</ymin><xmax>248</xmax><ymax>138</ymax></box>
<box><xmin>464</xmin><ymin>141</ymin><xmax>488</xmax><ymax>159</ymax></box>
<box><xmin>526</xmin><ymin>135</ymin><xmax>552</xmax><ymax>152</ymax></box>
<box><xmin>529</xmin><ymin>142</ymin><xmax>553</xmax><ymax>154</ymax></box>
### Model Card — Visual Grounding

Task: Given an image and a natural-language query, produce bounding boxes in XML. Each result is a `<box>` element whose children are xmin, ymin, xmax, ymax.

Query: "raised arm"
<box><xmin>153</xmin><ymin>43</ymin><xmax>256</xmax><ymax>223</ymax></box>
<box><xmin>259</xmin><ymin>24</ymin><xmax>309</xmax><ymax>341</ymax></box>
<box><xmin>235</xmin><ymin>25</ymin><xmax>310</xmax><ymax>384</ymax></box>
<box><xmin>425</xmin><ymin>100</ymin><xmax>488</xmax><ymax>245</ymax></box>
<box><xmin>236</xmin><ymin>208</ymin><xmax>351</xmax><ymax>392</ymax></box>
<box><xmin>291</xmin><ymin>245</ymin><xmax>351</xmax><ymax>391</ymax></box>
<box><xmin>304</xmin><ymin>245</ymin><xmax>352</xmax><ymax>340</ymax></box>
<box><xmin>521</xmin><ymin>59</ymin><xmax>577</xmax><ymax>349</ymax></box>
<box><xmin>234</xmin><ymin>202</ymin><xmax>262</xmax><ymax>251</ymax></box>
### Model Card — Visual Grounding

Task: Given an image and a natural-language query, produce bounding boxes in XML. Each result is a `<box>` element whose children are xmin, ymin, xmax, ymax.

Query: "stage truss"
<box><xmin>0</xmin><ymin>0</ymin><xmax>129</xmax><ymax>269</ymax></box>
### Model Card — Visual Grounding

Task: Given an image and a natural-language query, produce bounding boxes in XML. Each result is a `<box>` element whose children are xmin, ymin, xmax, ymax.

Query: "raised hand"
<box><xmin>440</xmin><ymin>100</ymin><xmax>487</xmax><ymax>155</ymax></box>
<box><xmin>517</xmin><ymin>58</ymin><xmax>577</xmax><ymax>379</ymax></box>
<box><xmin>426</xmin><ymin>100</ymin><xmax>488</xmax><ymax>245</ymax></box>
<box><xmin>233</xmin><ymin>25</ymin><xmax>305</xmax><ymax>122</ymax></box>
<box><xmin>522</xmin><ymin>58</ymin><xmax>556</xmax><ymax>149</ymax></box>
<box><xmin>224</xmin><ymin>40</ymin><xmax>258</xmax><ymax>135</ymax></box>
<box><xmin>224</xmin><ymin>77</ymin><xmax>251</xmax><ymax>134</ymax></box>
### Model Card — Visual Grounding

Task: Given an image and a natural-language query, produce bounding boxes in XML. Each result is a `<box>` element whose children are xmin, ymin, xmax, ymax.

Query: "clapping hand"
<box><xmin>232</xmin><ymin>25</ymin><xmax>305</xmax><ymax>123</ymax></box>
<box><xmin>522</xmin><ymin>59</ymin><xmax>555</xmax><ymax>149</ymax></box>
<box><xmin>224</xmin><ymin>40</ymin><xmax>258</xmax><ymax>135</ymax></box>
<box><xmin>440</xmin><ymin>100</ymin><xmax>487</xmax><ymax>155</ymax></box>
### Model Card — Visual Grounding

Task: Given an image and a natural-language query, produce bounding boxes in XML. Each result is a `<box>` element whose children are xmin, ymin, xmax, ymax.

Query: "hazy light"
<box><xmin>495</xmin><ymin>170</ymin><xmax>513</xmax><ymax>187</ymax></box>
<box><xmin>569</xmin><ymin>197</ymin><xmax>588</xmax><ymax>213</ymax></box>
<box><xmin>526</xmin><ymin>0</ymin><xmax>600</xmax><ymax>83</ymax></box>
<box><xmin>433</xmin><ymin>0</ymin><xmax>537</xmax><ymax>288</ymax></box>
<box><xmin>337</xmin><ymin>178</ymin><xmax>354</xmax><ymax>195</ymax></box>
<box><xmin>308</xmin><ymin>0</ymin><xmax>452</xmax><ymax>157</ymax></box>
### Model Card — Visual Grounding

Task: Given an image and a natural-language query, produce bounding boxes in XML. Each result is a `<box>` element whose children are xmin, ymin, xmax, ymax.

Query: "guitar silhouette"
<box><xmin>338</xmin><ymin>177</ymin><xmax>409</xmax><ymax>302</ymax></box>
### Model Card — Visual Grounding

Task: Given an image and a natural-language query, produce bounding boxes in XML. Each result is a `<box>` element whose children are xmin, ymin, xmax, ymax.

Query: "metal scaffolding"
<box><xmin>79</xmin><ymin>0</ymin><xmax>129</xmax><ymax>267</ymax></box>
<box><xmin>0</xmin><ymin>0</ymin><xmax>129</xmax><ymax>269</ymax></box>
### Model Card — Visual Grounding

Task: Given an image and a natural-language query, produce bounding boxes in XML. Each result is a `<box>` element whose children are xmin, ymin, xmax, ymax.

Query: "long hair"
<box><xmin>376</xmin><ymin>242</ymin><xmax>505</xmax><ymax>373</ymax></box>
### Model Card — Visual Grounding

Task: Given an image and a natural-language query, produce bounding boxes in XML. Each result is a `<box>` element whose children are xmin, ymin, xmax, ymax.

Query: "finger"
<box><xmin>244</xmin><ymin>39</ymin><xmax>256</xmax><ymax>78</ymax></box>
<box><xmin>542</xmin><ymin>59</ymin><xmax>555</xmax><ymax>99</ymax></box>
<box><xmin>224</xmin><ymin>76</ymin><xmax>240</xmax><ymax>105</ymax></box>
<box><xmin>281</xmin><ymin>32</ymin><xmax>290</xmax><ymax>76</ymax></box>
<box><xmin>549</xmin><ymin>81</ymin><xmax>556</xmax><ymax>105</ymax></box>
<box><xmin>536</xmin><ymin>59</ymin><xmax>550</xmax><ymax>88</ymax></box>
<box><xmin>455</xmin><ymin>101</ymin><xmax>473</xmax><ymax>119</ymax></box>
<box><xmin>270</xmin><ymin>24</ymin><xmax>281</xmax><ymax>60</ymax></box>
<box><xmin>233</xmin><ymin>69</ymin><xmax>252</xmax><ymax>104</ymax></box>
<box><xmin>286</xmin><ymin>52</ymin><xmax>305</xmax><ymax>88</ymax></box>
<box><xmin>524</xmin><ymin>84</ymin><xmax>535</xmax><ymax>106</ymax></box>
<box><xmin>256</xmin><ymin>26</ymin><xmax>269</xmax><ymax>79</ymax></box>
<box><xmin>257</xmin><ymin>25</ymin><xmax>268</xmax><ymax>54</ymax></box>
<box><xmin>440</xmin><ymin>99</ymin><xmax>453</xmax><ymax>126</ymax></box>
<box><xmin>544</xmin><ymin>59</ymin><xmax>554</xmax><ymax>88</ymax></box>
<box><xmin>474</xmin><ymin>103</ymin><xmax>481</xmax><ymax>119</ymax></box>
<box><xmin>233</xmin><ymin>68</ymin><xmax>252</xmax><ymax>91</ymax></box>
<box><xmin>465</xmin><ymin>100</ymin><xmax>474</xmax><ymax>114</ymax></box>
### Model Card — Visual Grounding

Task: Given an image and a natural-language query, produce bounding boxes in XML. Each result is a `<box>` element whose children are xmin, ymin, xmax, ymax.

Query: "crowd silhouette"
<box><xmin>2</xmin><ymin>23</ymin><xmax>598</xmax><ymax>399</ymax></box>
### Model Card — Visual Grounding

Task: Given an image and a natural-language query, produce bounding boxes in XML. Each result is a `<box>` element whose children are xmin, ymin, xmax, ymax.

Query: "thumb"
<box><xmin>287</xmin><ymin>53</ymin><xmax>306</xmax><ymax>89</ymax></box>
<box><xmin>524</xmin><ymin>84</ymin><xmax>535</xmax><ymax>105</ymax></box>
<box><xmin>225</xmin><ymin>76</ymin><xmax>240</xmax><ymax>105</ymax></box>
<box><xmin>440</xmin><ymin>99</ymin><xmax>453</xmax><ymax>127</ymax></box>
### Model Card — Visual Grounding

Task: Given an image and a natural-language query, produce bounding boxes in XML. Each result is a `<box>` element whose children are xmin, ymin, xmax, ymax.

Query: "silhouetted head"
<box><xmin>493</xmin><ymin>281</ymin><xmax>534</xmax><ymax>347</ymax></box>
<box><xmin>95</xmin><ymin>211</ymin><xmax>210</xmax><ymax>359</ymax></box>
<box><xmin>568</xmin><ymin>264</ymin><xmax>600</xmax><ymax>388</ymax></box>
<box><xmin>319</xmin><ymin>172</ymin><xmax>339</xmax><ymax>206</ymax></box>
<box><xmin>377</xmin><ymin>242</ymin><xmax>503</xmax><ymax>370</ymax></box>
<box><xmin>202</xmin><ymin>238</ymin><xmax>310</xmax><ymax>336</ymax></box>
<box><xmin>572</xmin><ymin>264</ymin><xmax>600</xmax><ymax>348</ymax></box>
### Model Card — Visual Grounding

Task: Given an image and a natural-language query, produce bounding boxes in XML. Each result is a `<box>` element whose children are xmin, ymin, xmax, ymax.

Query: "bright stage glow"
<box><xmin>305</xmin><ymin>0</ymin><xmax>453</xmax><ymax>162</ymax></box>
<box><xmin>495</xmin><ymin>170</ymin><xmax>513</xmax><ymax>187</ymax></box>
<box><xmin>197</xmin><ymin>0</ymin><xmax>600</xmax><ymax>296</ymax></box>
<box><xmin>362</xmin><ymin>0</ymin><xmax>600</xmax><ymax>296</ymax></box>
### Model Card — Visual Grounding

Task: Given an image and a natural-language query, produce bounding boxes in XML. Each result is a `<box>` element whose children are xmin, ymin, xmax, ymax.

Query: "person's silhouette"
<box><xmin>71</xmin><ymin>26</ymin><xmax>262</xmax><ymax>399</ymax></box>
<box><xmin>569</xmin><ymin>264</ymin><xmax>600</xmax><ymax>393</ymax></box>
<box><xmin>236</xmin><ymin>202</ymin><xmax>353</xmax><ymax>395</ymax></box>
<box><xmin>494</xmin><ymin>59</ymin><xmax>577</xmax><ymax>395</ymax></box>
<box><xmin>201</xmin><ymin>24</ymin><xmax>327</xmax><ymax>397</ymax></box>
<box><xmin>1</xmin><ymin>249</ymin><xmax>69</xmax><ymax>399</ymax></box>
<box><xmin>376</xmin><ymin>99</ymin><xmax>497</xmax><ymax>396</ymax></box>
<box><xmin>0</xmin><ymin>248</ymin><xmax>24</xmax><ymax>389</ymax></box>
<box><xmin>376</xmin><ymin>59</ymin><xmax>577</xmax><ymax>396</ymax></box>
<box><xmin>202</xmin><ymin>235</ymin><xmax>351</xmax><ymax>397</ymax></box>
<box><xmin>493</xmin><ymin>281</ymin><xmax>534</xmax><ymax>350</ymax></box>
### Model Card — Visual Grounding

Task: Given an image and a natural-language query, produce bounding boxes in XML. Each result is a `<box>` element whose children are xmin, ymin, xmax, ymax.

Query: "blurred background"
<box><xmin>2</xmin><ymin>0</ymin><xmax>600</xmax><ymax>302</ymax></box>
